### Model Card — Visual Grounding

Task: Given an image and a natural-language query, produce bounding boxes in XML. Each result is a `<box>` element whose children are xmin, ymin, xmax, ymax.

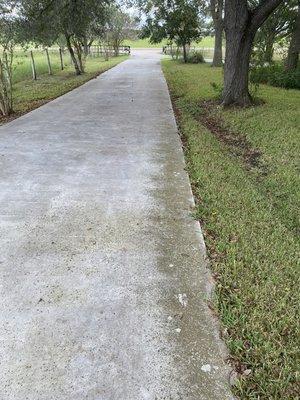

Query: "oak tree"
<box><xmin>222</xmin><ymin>0</ymin><xmax>283</xmax><ymax>106</ymax></box>
<box><xmin>142</xmin><ymin>0</ymin><xmax>204</xmax><ymax>62</ymax></box>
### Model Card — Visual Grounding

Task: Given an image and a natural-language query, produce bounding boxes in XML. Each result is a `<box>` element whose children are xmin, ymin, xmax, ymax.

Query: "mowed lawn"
<box><xmin>162</xmin><ymin>61</ymin><xmax>300</xmax><ymax>399</ymax></box>
<box><xmin>1</xmin><ymin>53</ymin><xmax>128</xmax><ymax>124</ymax></box>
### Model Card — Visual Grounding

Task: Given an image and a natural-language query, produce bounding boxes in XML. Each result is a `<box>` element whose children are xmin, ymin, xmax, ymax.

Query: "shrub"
<box><xmin>186</xmin><ymin>50</ymin><xmax>205</xmax><ymax>64</ymax></box>
<box><xmin>250</xmin><ymin>64</ymin><xmax>300</xmax><ymax>90</ymax></box>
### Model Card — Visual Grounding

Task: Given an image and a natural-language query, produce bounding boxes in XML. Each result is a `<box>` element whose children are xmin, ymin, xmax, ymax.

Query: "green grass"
<box><xmin>13</xmin><ymin>49</ymin><xmax>67</xmax><ymax>83</ymax></box>
<box><xmin>3</xmin><ymin>54</ymin><xmax>127</xmax><ymax>123</ymax></box>
<box><xmin>124</xmin><ymin>36</ymin><xmax>215</xmax><ymax>48</ymax></box>
<box><xmin>162</xmin><ymin>60</ymin><xmax>300</xmax><ymax>399</ymax></box>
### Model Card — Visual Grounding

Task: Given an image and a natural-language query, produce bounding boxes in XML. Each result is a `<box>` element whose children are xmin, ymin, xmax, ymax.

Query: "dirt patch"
<box><xmin>197</xmin><ymin>100</ymin><xmax>268</xmax><ymax>175</ymax></box>
<box><xmin>0</xmin><ymin>100</ymin><xmax>51</xmax><ymax>126</ymax></box>
<box><xmin>169</xmin><ymin>92</ymin><xmax>268</xmax><ymax>176</ymax></box>
<box><xmin>0</xmin><ymin>112</ymin><xmax>22</xmax><ymax>125</ymax></box>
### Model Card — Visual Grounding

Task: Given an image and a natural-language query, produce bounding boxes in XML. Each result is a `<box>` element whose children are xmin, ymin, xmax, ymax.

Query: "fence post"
<box><xmin>59</xmin><ymin>48</ymin><xmax>64</xmax><ymax>70</ymax></box>
<box><xmin>30</xmin><ymin>50</ymin><xmax>37</xmax><ymax>80</ymax></box>
<box><xmin>45</xmin><ymin>48</ymin><xmax>52</xmax><ymax>75</ymax></box>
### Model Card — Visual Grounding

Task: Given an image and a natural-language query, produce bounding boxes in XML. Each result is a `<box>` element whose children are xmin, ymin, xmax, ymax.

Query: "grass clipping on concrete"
<box><xmin>162</xmin><ymin>60</ymin><xmax>300</xmax><ymax>399</ymax></box>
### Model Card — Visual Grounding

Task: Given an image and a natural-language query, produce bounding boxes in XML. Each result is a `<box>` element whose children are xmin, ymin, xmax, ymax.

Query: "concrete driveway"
<box><xmin>0</xmin><ymin>50</ymin><xmax>233</xmax><ymax>399</ymax></box>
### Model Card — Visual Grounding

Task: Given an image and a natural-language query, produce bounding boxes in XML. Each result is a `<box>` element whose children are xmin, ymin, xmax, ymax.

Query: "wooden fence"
<box><xmin>24</xmin><ymin>45</ymin><xmax>131</xmax><ymax>80</ymax></box>
<box><xmin>162</xmin><ymin>45</ymin><xmax>223</xmax><ymax>61</ymax></box>
<box><xmin>89</xmin><ymin>45</ymin><xmax>131</xmax><ymax>57</ymax></box>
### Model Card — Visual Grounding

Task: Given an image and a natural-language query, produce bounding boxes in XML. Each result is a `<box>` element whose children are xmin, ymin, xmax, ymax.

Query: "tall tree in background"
<box><xmin>253</xmin><ymin>0</ymin><xmax>297</xmax><ymax>64</ymax></box>
<box><xmin>142</xmin><ymin>0</ymin><xmax>204</xmax><ymax>62</ymax></box>
<box><xmin>106</xmin><ymin>6</ymin><xmax>135</xmax><ymax>56</ymax></box>
<box><xmin>285</xmin><ymin>0</ymin><xmax>300</xmax><ymax>71</ymax></box>
<box><xmin>210</xmin><ymin>0</ymin><xmax>223</xmax><ymax>66</ymax></box>
<box><xmin>222</xmin><ymin>0</ymin><xmax>283</xmax><ymax>106</ymax></box>
<box><xmin>18</xmin><ymin>0</ymin><xmax>110</xmax><ymax>75</ymax></box>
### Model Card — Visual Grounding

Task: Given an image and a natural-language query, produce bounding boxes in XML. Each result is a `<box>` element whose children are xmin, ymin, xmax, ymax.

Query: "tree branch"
<box><xmin>250</xmin><ymin>0</ymin><xmax>284</xmax><ymax>32</ymax></box>
<box><xmin>210</xmin><ymin>0</ymin><xmax>223</xmax><ymax>23</ymax></box>
<box><xmin>210</xmin><ymin>0</ymin><xmax>217</xmax><ymax>20</ymax></box>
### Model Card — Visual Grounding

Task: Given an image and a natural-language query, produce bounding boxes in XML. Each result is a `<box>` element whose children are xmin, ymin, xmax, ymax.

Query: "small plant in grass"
<box><xmin>210</xmin><ymin>81</ymin><xmax>223</xmax><ymax>99</ymax></box>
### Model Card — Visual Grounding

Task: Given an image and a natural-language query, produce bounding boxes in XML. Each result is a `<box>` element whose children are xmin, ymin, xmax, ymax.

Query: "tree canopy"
<box><xmin>17</xmin><ymin>0</ymin><xmax>111</xmax><ymax>73</ymax></box>
<box><xmin>142</xmin><ymin>0</ymin><xmax>205</xmax><ymax>61</ymax></box>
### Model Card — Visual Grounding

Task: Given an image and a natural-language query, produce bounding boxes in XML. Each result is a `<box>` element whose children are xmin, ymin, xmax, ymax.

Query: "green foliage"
<box><xmin>0</xmin><ymin>3</ymin><xmax>16</xmax><ymax>115</ymax></box>
<box><xmin>250</xmin><ymin>64</ymin><xmax>300</xmax><ymax>89</ymax></box>
<box><xmin>162</xmin><ymin>60</ymin><xmax>300</xmax><ymax>399</ymax></box>
<box><xmin>252</xmin><ymin>0</ymin><xmax>298</xmax><ymax>64</ymax></box>
<box><xmin>141</xmin><ymin>0</ymin><xmax>205</xmax><ymax>61</ymax></box>
<box><xmin>186</xmin><ymin>50</ymin><xmax>205</xmax><ymax>63</ymax></box>
<box><xmin>17</xmin><ymin>0</ymin><xmax>110</xmax><ymax>74</ymax></box>
<box><xmin>210</xmin><ymin>81</ymin><xmax>223</xmax><ymax>97</ymax></box>
<box><xmin>12</xmin><ymin>48</ymin><xmax>73</xmax><ymax>83</ymax></box>
<box><xmin>18</xmin><ymin>0</ymin><xmax>108</xmax><ymax>43</ymax></box>
<box><xmin>106</xmin><ymin>6</ymin><xmax>136</xmax><ymax>55</ymax></box>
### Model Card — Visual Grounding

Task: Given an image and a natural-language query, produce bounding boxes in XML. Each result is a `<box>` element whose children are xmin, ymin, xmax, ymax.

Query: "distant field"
<box><xmin>124</xmin><ymin>36</ymin><xmax>215</xmax><ymax>48</ymax></box>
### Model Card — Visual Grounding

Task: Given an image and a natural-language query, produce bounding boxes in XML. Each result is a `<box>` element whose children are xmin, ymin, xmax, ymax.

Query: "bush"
<box><xmin>250</xmin><ymin>64</ymin><xmax>300</xmax><ymax>89</ymax></box>
<box><xmin>186</xmin><ymin>50</ymin><xmax>205</xmax><ymax>64</ymax></box>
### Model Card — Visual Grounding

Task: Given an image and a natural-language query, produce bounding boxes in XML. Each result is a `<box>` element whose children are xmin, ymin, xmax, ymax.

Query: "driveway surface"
<box><xmin>0</xmin><ymin>50</ymin><xmax>233</xmax><ymax>399</ymax></box>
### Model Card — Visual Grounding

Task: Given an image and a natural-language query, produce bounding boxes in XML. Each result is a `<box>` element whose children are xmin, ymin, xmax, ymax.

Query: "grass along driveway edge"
<box><xmin>1</xmin><ymin>55</ymin><xmax>128</xmax><ymax>126</ymax></box>
<box><xmin>162</xmin><ymin>60</ymin><xmax>300</xmax><ymax>399</ymax></box>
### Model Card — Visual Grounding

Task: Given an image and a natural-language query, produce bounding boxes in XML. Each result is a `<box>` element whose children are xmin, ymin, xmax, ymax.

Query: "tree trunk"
<box><xmin>223</xmin><ymin>31</ymin><xmax>254</xmax><ymax>106</ymax></box>
<box><xmin>65</xmin><ymin>34</ymin><xmax>81</xmax><ymax>75</ymax></box>
<box><xmin>222</xmin><ymin>0</ymin><xmax>284</xmax><ymax>106</ymax></box>
<box><xmin>263</xmin><ymin>32</ymin><xmax>276</xmax><ymax>63</ymax></box>
<box><xmin>183</xmin><ymin>43</ymin><xmax>187</xmax><ymax>63</ymax></box>
<box><xmin>285</xmin><ymin>2</ymin><xmax>300</xmax><ymax>71</ymax></box>
<box><xmin>104</xmin><ymin>45</ymin><xmax>109</xmax><ymax>61</ymax></box>
<box><xmin>0</xmin><ymin>49</ymin><xmax>13</xmax><ymax>116</ymax></box>
<box><xmin>222</xmin><ymin>3</ymin><xmax>254</xmax><ymax>106</ymax></box>
<box><xmin>0</xmin><ymin>84</ymin><xmax>13</xmax><ymax>116</ymax></box>
<box><xmin>212</xmin><ymin>24</ymin><xmax>223</xmax><ymax>66</ymax></box>
<box><xmin>114</xmin><ymin>41</ymin><xmax>119</xmax><ymax>57</ymax></box>
<box><xmin>0</xmin><ymin>80</ymin><xmax>12</xmax><ymax>116</ymax></box>
<box><xmin>77</xmin><ymin>52</ymin><xmax>85</xmax><ymax>73</ymax></box>
<box><xmin>83</xmin><ymin>36</ymin><xmax>89</xmax><ymax>57</ymax></box>
<box><xmin>211</xmin><ymin>0</ymin><xmax>224</xmax><ymax>67</ymax></box>
<box><xmin>73</xmin><ymin>41</ymin><xmax>85</xmax><ymax>73</ymax></box>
